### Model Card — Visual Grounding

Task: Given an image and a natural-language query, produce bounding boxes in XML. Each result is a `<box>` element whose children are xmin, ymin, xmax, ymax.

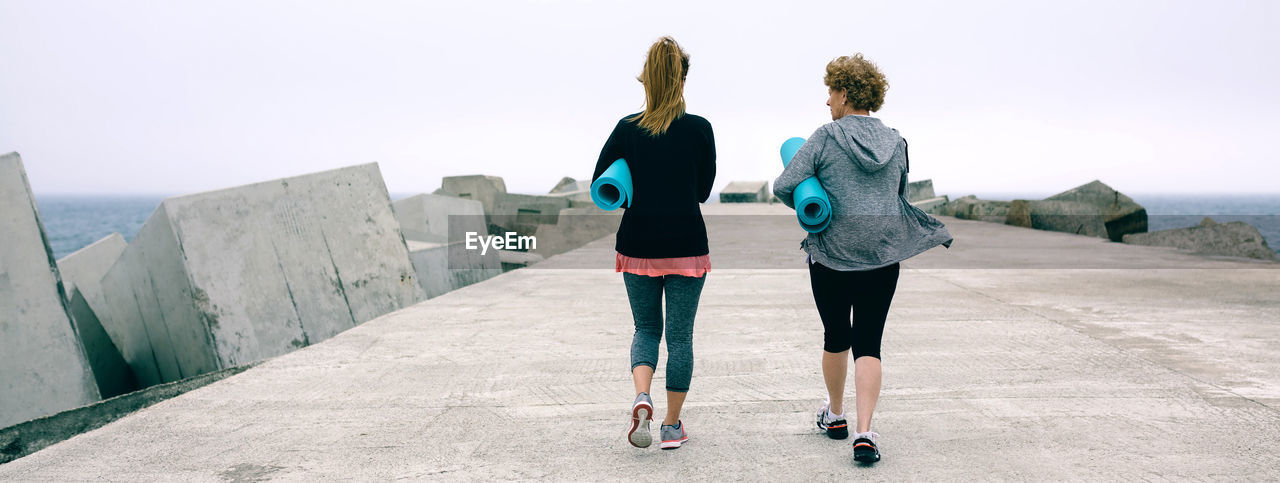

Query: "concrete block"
<box><xmin>0</xmin><ymin>152</ymin><xmax>99</xmax><ymax>429</ymax></box>
<box><xmin>910</xmin><ymin>195</ymin><xmax>950</xmax><ymax>215</ymax></box>
<box><xmin>498</xmin><ymin>250</ymin><xmax>545</xmax><ymax>272</ymax></box>
<box><xmin>546</xmin><ymin>177</ymin><xmax>593</xmax><ymax>205</ymax></box>
<box><xmin>55</xmin><ymin>234</ymin><xmax>133</xmax><ymax>398</ymax></box>
<box><xmin>1045</xmin><ymin>180</ymin><xmax>1147</xmax><ymax>241</ymax></box>
<box><xmin>98</xmin><ymin>163</ymin><xmax>425</xmax><ymax>388</ymax></box>
<box><xmin>395</xmin><ymin>195</ymin><xmax>501</xmax><ymax>298</ymax></box>
<box><xmin>720</xmin><ymin>181</ymin><xmax>769</xmax><ymax>203</ymax></box>
<box><xmin>488</xmin><ymin>193</ymin><xmax>573</xmax><ymax>236</ymax></box>
<box><xmin>393</xmin><ymin>194</ymin><xmax>487</xmax><ymax>244</ymax></box>
<box><xmin>951</xmin><ymin>196</ymin><xmax>1011</xmax><ymax>222</ymax></box>
<box><xmin>56</xmin><ymin>233</ymin><xmax>126</xmax><ymax>319</ymax></box>
<box><xmin>531</xmin><ymin>205</ymin><xmax>623</xmax><ymax>258</ymax></box>
<box><xmin>546</xmin><ymin>189</ymin><xmax>593</xmax><ymax>205</ymax></box>
<box><xmin>1006</xmin><ymin>199</ymin><xmax>1110</xmax><ymax>238</ymax></box>
<box><xmin>906</xmin><ymin>179</ymin><xmax>936</xmax><ymax>202</ymax></box>
<box><xmin>67</xmin><ymin>288</ymin><xmax>137</xmax><ymax>399</ymax></box>
<box><xmin>549</xmin><ymin>177</ymin><xmax>591</xmax><ymax>194</ymax></box>
<box><xmin>405</xmin><ymin>241</ymin><xmax>502</xmax><ymax>299</ymax></box>
<box><xmin>1122</xmin><ymin>217</ymin><xmax>1280</xmax><ymax>262</ymax></box>
<box><xmin>935</xmin><ymin>195</ymin><xmax>972</xmax><ymax>216</ymax></box>
<box><xmin>439</xmin><ymin>175</ymin><xmax>507</xmax><ymax>214</ymax></box>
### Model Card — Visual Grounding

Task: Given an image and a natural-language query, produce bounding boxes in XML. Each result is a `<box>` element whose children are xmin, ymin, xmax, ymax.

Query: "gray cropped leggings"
<box><xmin>623</xmin><ymin>272</ymin><xmax>706</xmax><ymax>393</ymax></box>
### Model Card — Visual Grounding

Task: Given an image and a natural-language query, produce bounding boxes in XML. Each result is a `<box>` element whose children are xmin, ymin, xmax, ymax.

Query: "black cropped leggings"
<box><xmin>808</xmin><ymin>261</ymin><xmax>900</xmax><ymax>359</ymax></box>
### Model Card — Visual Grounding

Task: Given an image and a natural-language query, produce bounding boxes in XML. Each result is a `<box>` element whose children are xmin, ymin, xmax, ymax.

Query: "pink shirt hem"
<box><xmin>616</xmin><ymin>253</ymin><xmax>710</xmax><ymax>278</ymax></box>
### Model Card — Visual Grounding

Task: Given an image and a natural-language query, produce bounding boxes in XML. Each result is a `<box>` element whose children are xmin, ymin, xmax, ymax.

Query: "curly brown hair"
<box><xmin>823</xmin><ymin>53</ymin><xmax>888</xmax><ymax>112</ymax></box>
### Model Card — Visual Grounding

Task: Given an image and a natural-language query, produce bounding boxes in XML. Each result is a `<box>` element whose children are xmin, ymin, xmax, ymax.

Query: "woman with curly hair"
<box><xmin>594</xmin><ymin>36</ymin><xmax>716</xmax><ymax>451</ymax></box>
<box><xmin>773</xmin><ymin>53</ymin><xmax>952</xmax><ymax>464</ymax></box>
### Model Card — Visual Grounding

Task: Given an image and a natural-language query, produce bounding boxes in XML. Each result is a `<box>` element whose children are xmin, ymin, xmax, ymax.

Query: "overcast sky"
<box><xmin>2</xmin><ymin>0</ymin><xmax>1277</xmax><ymax>198</ymax></box>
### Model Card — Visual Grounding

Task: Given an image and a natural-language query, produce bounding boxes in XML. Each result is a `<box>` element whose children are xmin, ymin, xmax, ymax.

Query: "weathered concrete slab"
<box><xmin>97</xmin><ymin>163</ymin><xmax>425</xmax><ymax>388</ymax></box>
<box><xmin>1123</xmin><ymin>217</ymin><xmax>1280</xmax><ymax>262</ymax></box>
<box><xmin>719</xmin><ymin>181</ymin><xmax>770</xmax><ymax>203</ymax></box>
<box><xmin>547</xmin><ymin>177</ymin><xmax>594</xmax><ymax>203</ymax></box>
<box><xmin>549</xmin><ymin>177</ymin><xmax>591</xmax><ymax>194</ymax></box>
<box><xmin>404</xmin><ymin>187</ymin><xmax>581</xmax><ymax>267</ymax></box>
<box><xmin>1005</xmin><ymin>199</ymin><xmax>1109</xmax><ymax>238</ymax></box>
<box><xmin>0</xmin><ymin>152</ymin><xmax>100</xmax><ymax>429</ymax></box>
<box><xmin>97</xmin><ymin>204</ymin><xmax>202</xmax><ymax>389</ymax></box>
<box><xmin>905</xmin><ymin>179</ymin><xmax>935</xmax><ymax>202</ymax></box>
<box><xmin>530</xmin><ymin>205</ymin><xmax>622</xmax><ymax>259</ymax></box>
<box><xmin>950</xmin><ymin>195</ymin><xmax>1010</xmax><ymax>222</ymax></box>
<box><xmin>56</xmin><ymin>233</ymin><xmax>126</xmax><ymax>308</ymax></box>
<box><xmin>488</xmin><ymin>192</ymin><xmax>573</xmax><ymax>235</ymax></box>
<box><xmin>393</xmin><ymin>194</ymin><xmax>502</xmax><ymax>297</ymax></box>
<box><xmin>54</xmin><ymin>232</ymin><xmax>135</xmax><ymax>399</ymax></box>
<box><xmin>909</xmin><ymin>195</ymin><xmax>949</xmax><ymax>214</ymax></box>
<box><xmin>546</xmin><ymin>189</ymin><xmax>593</xmax><ymax>204</ymax></box>
<box><xmin>66</xmin><ymin>288</ymin><xmax>138</xmax><ymax>399</ymax></box>
<box><xmin>1045</xmin><ymin>180</ymin><xmax>1147</xmax><ymax>241</ymax></box>
<box><xmin>392</xmin><ymin>193</ymin><xmax>487</xmax><ymax>244</ymax></box>
<box><xmin>405</xmin><ymin>240</ymin><xmax>501</xmax><ymax>299</ymax></box>
<box><xmin>497</xmin><ymin>249</ymin><xmax>545</xmax><ymax>271</ymax></box>
<box><xmin>438</xmin><ymin>175</ymin><xmax>507</xmax><ymax>214</ymax></box>
<box><xmin>932</xmin><ymin>195</ymin><xmax>961</xmax><ymax>216</ymax></box>
<box><xmin>3</xmin><ymin>205</ymin><xmax>1277</xmax><ymax>479</ymax></box>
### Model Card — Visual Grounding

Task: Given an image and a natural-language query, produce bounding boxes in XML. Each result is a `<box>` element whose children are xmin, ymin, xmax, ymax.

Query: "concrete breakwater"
<box><xmin>1</xmin><ymin>204</ymin><xmax>1277</xmax><ymax>479</ymax></box>
<box><xmin>95</xmin><ymin>163</ymin><xmax>426</xmax><ymax>390</ymax></box>
<box><xmin>713</xmin><ymin>176</ymin><xmax>1276</xmax><ymax>261</ymax></box>
<box><xmin>892</xmin><ymin>179</ymin><xmax>1277</xmax><ymax>262</ymax></box>
<box><xmin>5</xmin><ymin>153</ymin><xmax>1274</xmax><ymax>437</ymax></box>
<box><xmin>1</xmin><ymin>154</ymin><xmax>619</xmax><ymax>431</ymax></box>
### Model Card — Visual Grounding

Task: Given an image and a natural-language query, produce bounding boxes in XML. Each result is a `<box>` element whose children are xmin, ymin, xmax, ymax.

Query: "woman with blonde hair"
<box><xmin>593</xmin><ymin>36</ymin><xmax>716</xmax><ymax>450</ymax></box>
<box><xmin>773</xmin><ymin>53</ymin><xmax>952</xmax><ymax>463</ymax></box>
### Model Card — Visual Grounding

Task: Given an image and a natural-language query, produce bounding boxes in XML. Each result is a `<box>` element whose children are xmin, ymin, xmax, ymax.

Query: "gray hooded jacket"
<box><xmin>773</xmin><ymin>115</ymin><xmax>953</xmax><ymax>270</ymax></box>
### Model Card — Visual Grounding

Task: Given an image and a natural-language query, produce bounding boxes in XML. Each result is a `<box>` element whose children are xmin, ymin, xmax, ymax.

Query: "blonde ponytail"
<box><xmin>628</xmin><ymin>36</ymin><xmax>689</xmax><ymax>136</ymax></box>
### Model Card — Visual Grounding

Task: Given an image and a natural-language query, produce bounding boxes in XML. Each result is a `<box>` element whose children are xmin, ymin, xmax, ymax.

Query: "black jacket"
<box><xmin>592</xmin><ymin>113</ymin><xmax>716</xmax><ymax>258</ymax></box>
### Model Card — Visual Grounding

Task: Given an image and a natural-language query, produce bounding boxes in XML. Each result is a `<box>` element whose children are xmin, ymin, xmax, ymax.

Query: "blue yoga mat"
<box><xmin>591</xmin><ymin>158</ymin><xmax>632</xmax><ymax>211</ymax></box>
<box><xmin>780</xmin><ymin>137</ymin><xmax>831</xmax><ymax>233</ymax></box>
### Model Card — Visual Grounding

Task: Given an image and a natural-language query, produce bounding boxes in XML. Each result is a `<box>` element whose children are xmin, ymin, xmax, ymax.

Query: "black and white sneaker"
<box><xmin>852</xmin><ymin>431</ymin><xmax>881</xmax><ymax>463</ymax></box>
<box><xmin>815</xmin><ymin>403</ymin><xmax>849</xmax><ymax>440</ymax></box>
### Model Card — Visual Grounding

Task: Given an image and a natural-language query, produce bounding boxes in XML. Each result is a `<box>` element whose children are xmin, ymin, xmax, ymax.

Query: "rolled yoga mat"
<box><xmin>780</xmin><ymin>137</ymin><xmax>832</xmax><ymax>233</ymax></box>
<box><xmin>591</xmin><ymin>158</ymin><xmax>633</xmax><ymax>211</ymax></box>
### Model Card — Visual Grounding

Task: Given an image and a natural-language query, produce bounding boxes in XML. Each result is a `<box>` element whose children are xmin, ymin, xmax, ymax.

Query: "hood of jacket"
<box><xmin>825</xmin><ymin>115</ymin><xmax>901</xmax><ymax>173</ymax></box>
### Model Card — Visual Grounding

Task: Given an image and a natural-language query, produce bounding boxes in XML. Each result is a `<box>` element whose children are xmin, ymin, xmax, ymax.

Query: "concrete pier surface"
<box><xmin>3</xmin><ymin>204</ymin><xmax>1277</xmax><ymax>480</ymax></box>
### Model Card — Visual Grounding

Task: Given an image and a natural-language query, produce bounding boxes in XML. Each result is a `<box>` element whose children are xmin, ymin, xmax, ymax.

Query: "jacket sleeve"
<box><xmin>697</xmin><ymin>120</ymin><xmax>717</xmax><ymax>203</ymax></box>
<box><xmin>592</xmin><ymin>120</ymin><xmax>626</xmax><ymax>183</ymax></box>
<box><xmin>772</xmin><ymin>127</ymin><xmax>827</xmax><ymax>209</ymax></box>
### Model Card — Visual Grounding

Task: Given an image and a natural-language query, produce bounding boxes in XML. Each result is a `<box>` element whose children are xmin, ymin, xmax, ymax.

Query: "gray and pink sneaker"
<box><xmin>659</xmin><ymin>420</ymin><xmax>688</xmax><ymax>449</ymax></box>
<box><xmin>627</xmin><ymin>392</ymin><xmax>653</xmax><ymax>448</ymax></box>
